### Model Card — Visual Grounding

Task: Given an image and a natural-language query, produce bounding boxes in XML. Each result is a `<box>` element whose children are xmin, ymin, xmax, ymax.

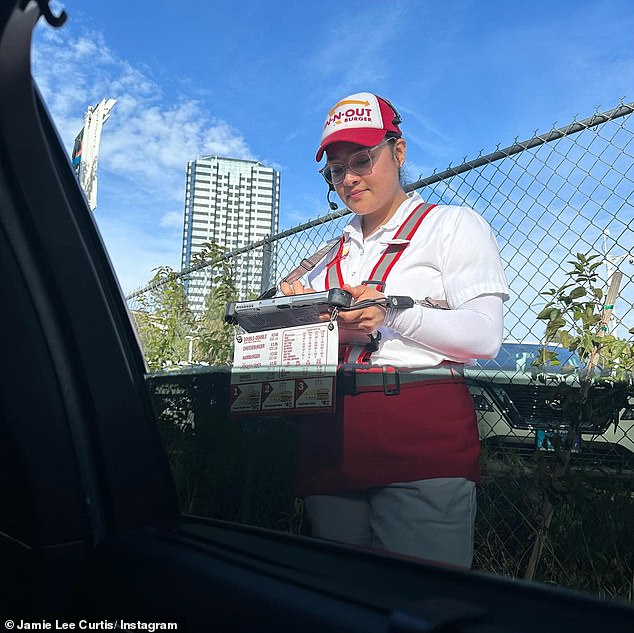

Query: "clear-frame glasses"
<box><xmin>319</xmin><ymin>137</ymin><xmax>395</xmax><ymax>186</ymax></box>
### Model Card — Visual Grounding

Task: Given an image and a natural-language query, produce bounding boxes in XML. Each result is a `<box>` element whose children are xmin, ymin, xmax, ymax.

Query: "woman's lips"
<box><xmin>347</xmin><ymin>189</ymin><xmax>365</xmax><ymax>201</ymax></box>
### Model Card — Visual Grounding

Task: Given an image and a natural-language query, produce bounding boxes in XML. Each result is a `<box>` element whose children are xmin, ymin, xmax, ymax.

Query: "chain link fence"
<box><xmin>129</xmin><ymin>101</ymin><xmax>634</xmax><ymax>600</ymax></box>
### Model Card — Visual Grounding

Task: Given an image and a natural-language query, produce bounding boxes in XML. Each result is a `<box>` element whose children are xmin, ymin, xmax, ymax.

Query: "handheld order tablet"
<box><xmin>225</xmin><ymin>288</ymin><xmax>353</xmax><ymax>333</ymax></box>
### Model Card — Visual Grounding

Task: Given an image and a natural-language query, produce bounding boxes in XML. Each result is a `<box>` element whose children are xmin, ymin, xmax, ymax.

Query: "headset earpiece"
<box><xmin>327</xmin><ymin>185</ymin><xmax>338</xmax><ymax>211</ymax></box>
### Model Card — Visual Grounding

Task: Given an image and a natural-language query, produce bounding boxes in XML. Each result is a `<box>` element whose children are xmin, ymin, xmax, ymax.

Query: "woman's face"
<box><xmin>325</xmin><ymin>138</ymin><xmax>406</xmax><ymax>220</ymax></box>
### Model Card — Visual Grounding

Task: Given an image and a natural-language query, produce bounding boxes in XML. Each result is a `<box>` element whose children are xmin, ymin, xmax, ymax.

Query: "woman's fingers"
<box><xmin>279</xmin><ymin>280</ymin><xmax>314</xmax><ymax>295</ymax></box>
<box><xmin>337</xmin><ymin>308</ymin><xmax>385</xmax><ymax>332</ymax></box>
<box><xmin>335</xmin><ymin>284</ymin><xmax>387</xmax><ymax>331</ymax></box>
<box><xmin>292</xmin><ymin>280</ymin><xmax>306</xmax><ymax>294</ymax></box>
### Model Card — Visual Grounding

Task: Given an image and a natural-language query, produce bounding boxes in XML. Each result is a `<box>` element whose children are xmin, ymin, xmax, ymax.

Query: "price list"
<box><xmin>230</xmin><ymin>322</ymin><xmax>338</xmax><ymax>415</ymax></box>
<box><xmin>280</xmin><ymin>325</ymin><xmax>330</xmax><ymax>378</ymax></box>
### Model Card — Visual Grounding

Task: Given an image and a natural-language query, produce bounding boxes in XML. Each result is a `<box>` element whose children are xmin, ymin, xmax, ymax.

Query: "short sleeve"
<box><xmin>440</xmin><ymin>206</ymin><xmax>509</xmax><ymax>307</ymax></box>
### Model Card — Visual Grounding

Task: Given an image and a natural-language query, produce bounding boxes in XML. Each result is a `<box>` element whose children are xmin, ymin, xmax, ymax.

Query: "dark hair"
<box><xmin>384</xmin><ymin>132</ymin><xmax>406</xmax><ymax>186</ymax></box>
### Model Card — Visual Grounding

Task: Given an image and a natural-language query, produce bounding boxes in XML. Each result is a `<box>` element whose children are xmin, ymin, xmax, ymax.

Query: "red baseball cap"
<box><xmin>315</xmin><ymin>92</ymin><xmax>402</xmax><ymax>162</ymax></box>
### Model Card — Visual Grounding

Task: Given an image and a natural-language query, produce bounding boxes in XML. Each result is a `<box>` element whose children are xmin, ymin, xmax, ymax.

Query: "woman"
<box><xmin>281</xmin><ymin>92</ymin><xmax>508</xmax><ymax>567</ymax></box>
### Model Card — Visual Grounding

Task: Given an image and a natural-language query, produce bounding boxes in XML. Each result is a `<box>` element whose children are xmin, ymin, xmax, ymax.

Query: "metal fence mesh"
<box><xmin>129</xmin><ymin>102</ymin><xmax>634</xmax><ymax>600</ymax></box>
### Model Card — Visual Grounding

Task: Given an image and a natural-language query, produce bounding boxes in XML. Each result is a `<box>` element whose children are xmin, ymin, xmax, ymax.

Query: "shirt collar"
<box><xmin>342</xmin><ymin>191</ymin><xmax>424</xmax><ymax>242</ymax></box>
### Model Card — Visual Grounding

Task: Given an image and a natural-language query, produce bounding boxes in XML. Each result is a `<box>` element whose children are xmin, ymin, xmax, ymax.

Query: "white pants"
<box><xmin>304</xmin><ymin>477</ymin><xmax>476</xmax><ymax>568</ymax></box>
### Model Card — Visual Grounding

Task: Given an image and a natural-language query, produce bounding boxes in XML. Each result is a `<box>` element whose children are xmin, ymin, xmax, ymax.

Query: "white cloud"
<box><xmin>160</xmin><ymin>210</ymin><xmax>184</xmax><ymax>229</ymax></box>
<box><xmin>31</xmin><ymin>22</ymin><xmax>255</xmax><ymax>293</ymax></box>
<box><xmin>33</xmin><ymin>27</ymin><xmax>254</xmax><ymax>198</ymax></box>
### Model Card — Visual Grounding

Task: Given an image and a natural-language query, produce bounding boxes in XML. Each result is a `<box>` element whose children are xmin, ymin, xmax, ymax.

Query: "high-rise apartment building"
<box><xmin>180</xmin><ymin>156</ymin><xmax>280</xmax><ymax>313</ymax></box>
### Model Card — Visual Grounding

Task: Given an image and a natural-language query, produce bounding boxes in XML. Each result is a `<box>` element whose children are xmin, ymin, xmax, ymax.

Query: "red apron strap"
<box><xmin>325</xmin><ymin>201</ymin><xmax>437</xmax><ymax>365</ymax></box>
<box><xmin>368</xmin><ymin>202</ymin><xmax>436</xmax><ymax>283</ymax></box>
<box><xmin>344</xmin><ymin>345</ymin><xmax>372</xmax><ymax>364</ymax></box>
<box><xmin>325</xmin><ymin>236</ymin><xmax>346</xmax><ymax>290</ymax></box>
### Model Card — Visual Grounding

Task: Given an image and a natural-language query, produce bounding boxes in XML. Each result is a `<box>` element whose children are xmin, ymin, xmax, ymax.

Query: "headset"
<box><xmin>381</xmin><ymin>96</ymin><xmax>403</xmax><ymax>127</ymax></box>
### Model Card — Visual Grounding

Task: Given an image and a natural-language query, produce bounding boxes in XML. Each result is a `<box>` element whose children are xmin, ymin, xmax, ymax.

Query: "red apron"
<box><xmin>294</xmin><ymin>201</ymin><xmax>480</xmax><ymax>495</ymax></box>
<box><xmin>294</xmin><ymin>373</ymin><xmax>480</xmax><ymax>496</ymax></box>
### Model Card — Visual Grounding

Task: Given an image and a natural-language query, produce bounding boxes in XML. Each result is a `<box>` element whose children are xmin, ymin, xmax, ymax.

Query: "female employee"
<box><xmin>280</xmin><ymin>92</ymin><xmax>508</xmax><ymax>567</ymax></box>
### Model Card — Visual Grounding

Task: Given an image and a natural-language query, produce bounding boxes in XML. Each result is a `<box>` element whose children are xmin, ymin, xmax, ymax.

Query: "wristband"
<box><xmin>386</xmin><ymin>295</ymin><xmax>415</xmax><ymax>310</ymax></box>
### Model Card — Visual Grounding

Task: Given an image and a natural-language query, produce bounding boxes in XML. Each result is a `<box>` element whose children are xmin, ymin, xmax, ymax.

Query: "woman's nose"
<box><xmin>342</xmin><ymin>168</ymin><xmax>360</xmax><ymax>186</ymax></box>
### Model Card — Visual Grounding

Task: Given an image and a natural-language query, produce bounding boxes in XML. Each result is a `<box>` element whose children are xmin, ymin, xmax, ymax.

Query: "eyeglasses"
<box><xmin>319</xmin><ymin>138</ymin><xmax>395</xmax><ymax>186</ymax></box>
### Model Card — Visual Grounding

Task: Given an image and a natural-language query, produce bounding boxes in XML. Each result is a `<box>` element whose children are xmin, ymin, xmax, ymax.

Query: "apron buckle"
<box><xmin>382</xmin><ymin>366</ymin><xmax>400</xmax><ymax>396</ymax></box>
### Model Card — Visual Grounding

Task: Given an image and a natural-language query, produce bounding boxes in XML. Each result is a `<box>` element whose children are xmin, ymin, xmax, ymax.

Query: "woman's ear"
<box><xmin>393</xmin><ymin>138</ymin><xmax>406</xmax><ymax>167</ymax></box>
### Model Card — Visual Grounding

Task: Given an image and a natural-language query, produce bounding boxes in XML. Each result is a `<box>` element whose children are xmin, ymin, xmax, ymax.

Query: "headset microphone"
<box><xmin>327</xmin><ymin>186</ymin><xmax>339</xmax><ymax>211</ymax></box>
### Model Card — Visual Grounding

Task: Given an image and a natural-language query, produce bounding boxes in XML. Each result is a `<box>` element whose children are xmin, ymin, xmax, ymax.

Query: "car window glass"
<box><xmin>31</xmin><ymin>1</ymin><xmax>634</xmax><ymax>604</ymax></box>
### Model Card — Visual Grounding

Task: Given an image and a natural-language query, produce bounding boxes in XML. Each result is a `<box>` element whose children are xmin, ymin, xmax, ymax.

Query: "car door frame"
<box><xmin>1</xmin><ymin>2</ymin><xmax>634</xmax><ymax>630</ymax></box>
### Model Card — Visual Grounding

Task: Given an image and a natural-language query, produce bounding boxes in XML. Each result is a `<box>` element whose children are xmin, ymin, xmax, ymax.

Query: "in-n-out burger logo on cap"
<box><xmin>324</xmin><ymin>96</ymin><xmax>377</xmax><ymax>129</ymax></box>
<box><xmin>315</xmin><ymin>92</ymin><xmax>402</xmax><ymax>161</ymax></box>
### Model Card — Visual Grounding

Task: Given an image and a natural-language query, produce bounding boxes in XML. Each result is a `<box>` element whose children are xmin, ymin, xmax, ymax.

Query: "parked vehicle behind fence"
<box><xmin>466</xmin><ymin>341</ymin><xmax>634</xmax><ymax>469</ymax></box>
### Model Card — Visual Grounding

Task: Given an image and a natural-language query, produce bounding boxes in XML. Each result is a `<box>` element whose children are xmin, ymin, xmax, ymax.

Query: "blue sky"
<box><xmin>32</xmin><ymin>0</ymin><xmax>634</xmax><ymax>295</ymax></box>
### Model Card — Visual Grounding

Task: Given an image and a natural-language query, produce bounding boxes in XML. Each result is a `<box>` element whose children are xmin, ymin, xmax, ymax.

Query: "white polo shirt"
<box><xmin>307</xmin><ymin>192</ymin><xmax>509</xmax><ymax>368</ymax></box>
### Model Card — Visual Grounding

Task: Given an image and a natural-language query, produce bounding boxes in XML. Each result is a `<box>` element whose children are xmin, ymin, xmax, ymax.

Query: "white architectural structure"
<box><xmin>71</xmin><ymin>98</ymin><xmax>116</xmax><ymax>211</ymax></box>
<box><xmin>181</xmin><ymin>156</ymin><xmax>280</xmax><ymax>313</ymax></box>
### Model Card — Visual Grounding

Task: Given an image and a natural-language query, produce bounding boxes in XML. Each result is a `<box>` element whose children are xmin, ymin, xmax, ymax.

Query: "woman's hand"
<box><xmin>335</xmin><ymin>283</ymin><xmax>387</xmax><ymax>333</ymax></box>
<box><xmin>279</xmin><ymin>280</ymin><xmax>315</xmax><ymax>295</ymax></box>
